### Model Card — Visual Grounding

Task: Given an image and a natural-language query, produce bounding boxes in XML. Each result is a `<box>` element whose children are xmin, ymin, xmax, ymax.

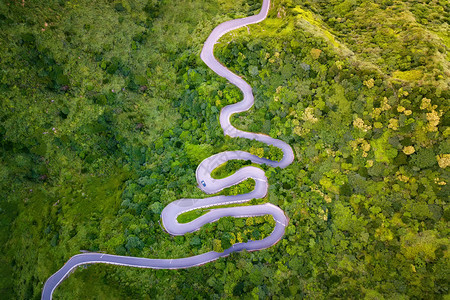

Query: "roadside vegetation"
<box><xmin>0</xmin><ymin>0</ymin><xmax>448</xmax><ymax>299</ymax></box>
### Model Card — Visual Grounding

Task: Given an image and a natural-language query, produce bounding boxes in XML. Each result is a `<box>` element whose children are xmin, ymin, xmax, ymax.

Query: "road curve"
<box><xmin>42</xmin><ymin>0</ymin><xmax>294</xmax><ymax>298</ymax></box>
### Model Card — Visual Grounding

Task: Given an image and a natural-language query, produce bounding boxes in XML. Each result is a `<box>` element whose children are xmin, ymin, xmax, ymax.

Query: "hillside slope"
<box><xmin>0</xmin><ymin>0</ymin><xmax>448</xmax><ymax>298</ymax></box>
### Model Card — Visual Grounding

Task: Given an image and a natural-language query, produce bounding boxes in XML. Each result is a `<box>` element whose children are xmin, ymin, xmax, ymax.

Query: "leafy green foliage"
<box><xmin>0</xmin><ymin>0</ymin><xmax>448</xmax><ymax>299</ymax></box>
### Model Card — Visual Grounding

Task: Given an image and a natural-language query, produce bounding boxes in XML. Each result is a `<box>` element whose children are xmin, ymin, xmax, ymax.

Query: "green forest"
<box><xmin>0</xmin><ymin>0</ymin><xmax>448</xmax><ymax>298</ymax></box>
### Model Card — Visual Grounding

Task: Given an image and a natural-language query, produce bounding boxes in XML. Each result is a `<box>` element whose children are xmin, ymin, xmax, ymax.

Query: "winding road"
<box><xmin>42</xmin><ymin>0</ymin><xmax>294</xmax><ymax>298</ymax></box>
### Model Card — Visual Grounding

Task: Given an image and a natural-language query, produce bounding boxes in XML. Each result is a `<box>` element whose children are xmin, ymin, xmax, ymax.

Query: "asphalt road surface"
<box><xmin>42</xmin><ymin>0</ymin><xmax>294</xmax><ymax>298</ymax></box>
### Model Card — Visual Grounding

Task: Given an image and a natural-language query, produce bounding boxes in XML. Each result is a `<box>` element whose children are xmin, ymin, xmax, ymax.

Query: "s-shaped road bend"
<box><xmin>42</xmin><ymin>0</ymin><xmax>294</xmax><ymax>298</ymax></box>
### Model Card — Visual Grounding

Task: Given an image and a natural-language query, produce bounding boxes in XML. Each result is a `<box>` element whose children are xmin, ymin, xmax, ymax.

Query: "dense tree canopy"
<box><xmin>0</xmin><ymin>0</ymin><xmax>448</xmax><ymax>299</ymax></box>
